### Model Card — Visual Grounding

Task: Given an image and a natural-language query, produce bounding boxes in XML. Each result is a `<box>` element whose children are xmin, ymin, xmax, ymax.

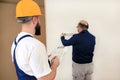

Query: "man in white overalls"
<box><xmin>11</xmin><ymin>0</ymin><xmax>60</xmax><ymax>80</ymax></box>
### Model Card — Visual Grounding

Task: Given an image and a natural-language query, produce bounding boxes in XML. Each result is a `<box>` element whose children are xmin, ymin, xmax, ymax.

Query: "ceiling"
<box><xmin>0</xmin><ymin>0</ymin><xmax>44</xmax><ymax>7</ymax></box>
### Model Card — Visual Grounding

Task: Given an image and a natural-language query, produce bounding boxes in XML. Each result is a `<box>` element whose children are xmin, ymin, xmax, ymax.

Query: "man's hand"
<box><xmin>37</xmin><ymin>56</ymin><xmax>60</xmax><ymax>80</ymax></box>
<box><xmin>51</xmin><ymin>56</ymin><xmax>60</xmax><ymax>68</ymax></box>
<box><xmin>61</xmin><ymin>33</ymin><xmax>65</xmax><ymax>37</ymax></box>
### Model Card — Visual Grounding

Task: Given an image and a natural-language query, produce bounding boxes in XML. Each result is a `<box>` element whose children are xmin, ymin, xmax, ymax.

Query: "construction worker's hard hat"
<box><xmin>16</xmin><ymin>0</ymin><xmax>42</xmax><ymax>18</ymax></box>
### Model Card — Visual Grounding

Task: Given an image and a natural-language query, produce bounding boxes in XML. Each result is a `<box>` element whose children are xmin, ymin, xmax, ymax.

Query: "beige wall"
<box><xmin>0</xmin><ymin>1</ymin><xmax>46</xmax><ymax>80</ymax></box>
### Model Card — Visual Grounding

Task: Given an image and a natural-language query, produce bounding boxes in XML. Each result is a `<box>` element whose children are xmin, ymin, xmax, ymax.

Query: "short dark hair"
<box><xmin>17</xmin><ymin>16</ymin><xmax>33</xmax><ymax>23</ymax></box>
<box><xmin>79</xmin><ymin>23</ymin><xmax>89</xmax><ymax>29</ymax></box>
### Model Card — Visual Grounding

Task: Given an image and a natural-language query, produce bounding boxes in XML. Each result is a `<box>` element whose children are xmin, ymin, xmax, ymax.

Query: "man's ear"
<box><xmin>32</xmin><ymin>17</ymin><xmax>37</xmax><ymax>24</ymax></box>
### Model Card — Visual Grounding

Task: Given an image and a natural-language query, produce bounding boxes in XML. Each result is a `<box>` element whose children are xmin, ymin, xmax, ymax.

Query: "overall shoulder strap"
<box><xmin>13</xmin><ymin>34</ymin><xmax>33</xmax><ymax>62</ymax></box>
<box><xmin>14</xmin><ymin>35</ymin><xmax>33</xmax><ymax>46</ymax></box>
<box><xmin>13</xmin><ymin>35</ymin><xmax>37</xmax><ymax>80</ymax></box>
<box><xmin>13</xmin><ymin>34</ymin><xmax>33</xmax><ymax>66</ymax></box>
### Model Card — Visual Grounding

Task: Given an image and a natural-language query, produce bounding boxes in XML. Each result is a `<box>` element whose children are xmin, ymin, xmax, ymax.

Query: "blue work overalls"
<box><xmin>13</xmin><ymin>35</ymin><xmax>37</xmax><ymax>80</ymax></box>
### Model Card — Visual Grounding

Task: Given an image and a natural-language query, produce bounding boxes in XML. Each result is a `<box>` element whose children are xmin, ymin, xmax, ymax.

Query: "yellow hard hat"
<box><xmin>16</xmin><ymin>0</ymin><xmax>42</xmax><ymax>17</ymax></box>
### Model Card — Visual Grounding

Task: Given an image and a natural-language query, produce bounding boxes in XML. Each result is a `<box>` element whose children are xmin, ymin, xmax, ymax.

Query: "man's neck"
<box><xmin>21</xmin><ymin>25</ymin><xmax>34</xmax><ymax>35</ymax></box>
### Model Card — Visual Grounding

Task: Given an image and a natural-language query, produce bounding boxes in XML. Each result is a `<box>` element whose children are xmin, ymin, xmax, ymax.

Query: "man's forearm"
<box><xmin>37</xmin><ymin>65</ymin><xmax>57</xmax><ymax>80</ymax></box>
<box><xmin>61</xmin><ymin>35</ymin><xmax>75</xmax><ymax>46</ymax></box>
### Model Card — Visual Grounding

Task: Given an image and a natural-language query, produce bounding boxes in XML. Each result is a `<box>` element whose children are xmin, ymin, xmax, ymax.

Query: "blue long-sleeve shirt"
<box><xmin>61</xmin><ymin>30</ymin><xmax>96</xmax><ymax>64</ymax></box>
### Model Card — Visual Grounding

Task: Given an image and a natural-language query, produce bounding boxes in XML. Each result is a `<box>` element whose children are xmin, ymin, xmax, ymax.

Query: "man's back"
<box><xmin>72</xmin><ymin>30</ymin><xmax>96</xmax><ymax>64</ymax></box>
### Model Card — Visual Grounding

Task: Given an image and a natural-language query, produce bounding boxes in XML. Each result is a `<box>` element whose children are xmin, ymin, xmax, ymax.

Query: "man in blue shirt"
<box><xmin>61</xmin><ymin>20</ymin><xmax>96</xmax><ymax>80</ymax></box>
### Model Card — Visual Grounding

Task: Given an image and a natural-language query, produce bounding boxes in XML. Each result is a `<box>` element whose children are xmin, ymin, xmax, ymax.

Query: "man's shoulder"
<box><xmin>89</xmin><ymin>32</ymin><xmax>95</xmax><ymax>39</ymax></box>
<box><xmin>18</xmin><ymin>36</ymin><xmax>45</xmax><ymax>49</ymax></box>
<box><xmin>73</xmin><ymin>33</ymin><xmax>80</xmax><ymax>37</ymax></box>
<box><xmin>27</xmin><ymin>37</ymin><xmax>44</xmax><ymax>46</ymax></box>
<box><xmin>84</xmin><ymin>30</ymin><xmax>95</xmax><ymax>38</ymax></box>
